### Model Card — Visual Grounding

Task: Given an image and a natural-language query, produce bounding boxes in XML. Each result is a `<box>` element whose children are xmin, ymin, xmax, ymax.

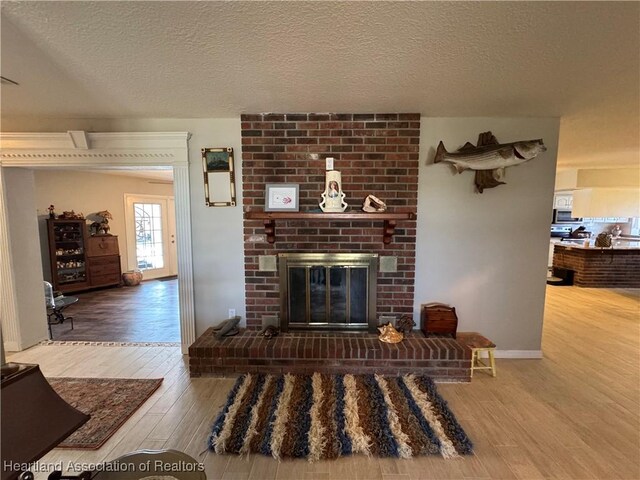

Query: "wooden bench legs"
<box><xmin>471</xmin><ymin>347</ymin><xmax>496</xmax><ymax>378</ymax></box>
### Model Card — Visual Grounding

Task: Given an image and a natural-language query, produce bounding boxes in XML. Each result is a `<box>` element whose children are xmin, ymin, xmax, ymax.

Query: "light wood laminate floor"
<box><xmin>8</xmin><ymin>286</ymin><xmax>640</xmax><ymax>479</ymax></box>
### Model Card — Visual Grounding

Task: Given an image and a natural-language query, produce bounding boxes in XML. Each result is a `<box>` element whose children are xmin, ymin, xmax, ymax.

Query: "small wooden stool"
<box><xmin>457</xmin><ymin>332</ymin><xmax>497</xmax><ymax>378</ymax></box>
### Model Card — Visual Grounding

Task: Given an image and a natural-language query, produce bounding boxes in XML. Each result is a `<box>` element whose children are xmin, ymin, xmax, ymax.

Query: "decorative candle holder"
<box><xmin>319</xmin><ymin>170</ymin><xmax>348</xmax><ymax>212</ymax></box>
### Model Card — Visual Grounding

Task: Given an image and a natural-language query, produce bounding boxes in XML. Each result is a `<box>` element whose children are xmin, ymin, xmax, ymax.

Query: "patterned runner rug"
<box><xmin>209</xmin><ymin>373</ymin><xmax>473</xmax><ymax>461</ymax></box>
<box><xmin>48</xmin><ymin>377</ymin><xmax>163</xmax><ymax>449</ymax></box>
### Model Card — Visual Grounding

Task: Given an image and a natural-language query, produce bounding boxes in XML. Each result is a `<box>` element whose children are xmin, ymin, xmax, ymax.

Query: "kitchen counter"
<box><xmin>552</xmin><ymin>244</ymin><xmax>640</xmax><ymax>287</ymax></box>
<box><xmin>556</xmin><ymin>243</ymin><xmax>640</xmax><ymax>250</ymax></box>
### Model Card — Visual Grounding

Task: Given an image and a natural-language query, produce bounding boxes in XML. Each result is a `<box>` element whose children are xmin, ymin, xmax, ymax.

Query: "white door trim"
<box><xmin>0</xmin><ymin>131</ymin><xmax>195</xmax><ymax>354</ymax></box>
<box><xmin>167</xmin><ymin>198</ymin><xmax>178</xmax><ymax>276</ymax></box>
<box><xmin>0</xmin><ymin>167</ymin><xmax>21</xmax><ymax>352</ymax></box>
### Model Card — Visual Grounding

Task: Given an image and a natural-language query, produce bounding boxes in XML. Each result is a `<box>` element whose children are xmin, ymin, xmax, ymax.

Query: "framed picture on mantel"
<box><xmin>264</xmin><ymin>184</ymin><xmax>299</xmax><ymax>212</ymax></box>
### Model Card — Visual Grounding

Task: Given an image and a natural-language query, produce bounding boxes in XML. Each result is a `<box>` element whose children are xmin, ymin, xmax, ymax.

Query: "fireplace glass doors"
<box><xmin>279</xmin><ymin>253</ymin><xmax>378</xmax><ymax>332</ymax></box>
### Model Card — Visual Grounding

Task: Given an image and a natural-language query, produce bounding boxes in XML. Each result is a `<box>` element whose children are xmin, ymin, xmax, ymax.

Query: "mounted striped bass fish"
<box><xmin>434</xmin><ymin>138</ymin><xmax>546</xmax><ymax>173</ymax></box>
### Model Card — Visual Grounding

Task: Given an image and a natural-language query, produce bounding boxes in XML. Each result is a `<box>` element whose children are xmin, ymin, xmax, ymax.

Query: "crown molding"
<box><xmin>0</xmin><ymin>131</ymin><xmax>191</xmax><ymax>167</ymax></box>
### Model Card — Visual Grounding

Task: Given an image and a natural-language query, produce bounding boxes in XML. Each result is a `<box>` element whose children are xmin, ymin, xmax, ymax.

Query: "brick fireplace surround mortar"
<box><xmin>241</xmin><ymin>113</ymin><xmax>420</xmax><ymax>330</ymax></box>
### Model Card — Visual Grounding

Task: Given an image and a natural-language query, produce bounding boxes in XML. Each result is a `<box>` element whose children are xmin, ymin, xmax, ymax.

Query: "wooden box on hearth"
<box><xmin>420</xmin><ymin>303</ymin><xmax>458</xmax><ymax>338</ymax></box>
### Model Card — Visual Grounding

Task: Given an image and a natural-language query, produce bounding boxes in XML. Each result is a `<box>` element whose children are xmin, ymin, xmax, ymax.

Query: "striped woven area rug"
<box><xmin>209</xmin><ymin>373</ymin><xmax>472</xmax><ymax>461</ymax></box>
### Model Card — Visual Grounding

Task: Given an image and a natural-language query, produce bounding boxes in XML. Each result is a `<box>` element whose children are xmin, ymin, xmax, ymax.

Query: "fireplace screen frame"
<box><xmin>278</xmin><ymin>253</ymin><xmax>378</xmax><ymax>333</ymax></box>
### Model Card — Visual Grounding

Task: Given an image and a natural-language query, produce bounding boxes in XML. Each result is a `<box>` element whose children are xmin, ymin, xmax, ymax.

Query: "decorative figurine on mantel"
<box><xmin>260</xmin><ymin>325</ymin><xmax>280</xmax><ymax>339</ymax></box>
<box><xmin>396</xmin><ymin>314</ymin><xmax>416</xmax><ymax>334</ymax></box>
<box><xmin>362</xmin><ymin>194</ymin><xmax>387</xmax><ymax>213</ymax></box>
<box><xmin>319</xmin><ymin>170</ymin><xmax>348</xmax><ymax>212</ymax></box>
<box><xmin>48</xmin><ymin>205</ymin><xmax>56</xmax><ymax>219</ymax></box>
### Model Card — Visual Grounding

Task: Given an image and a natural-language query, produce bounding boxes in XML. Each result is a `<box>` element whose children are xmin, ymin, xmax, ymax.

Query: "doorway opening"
<box><xmin>37</xmin><ymin>170</ymin><xmax>180</xmax><ymax>343</ymax></box>
<box><xmin>0</xmin><ymin>130</ymin><xmax>194</xmax><ymax>354</ymax></box>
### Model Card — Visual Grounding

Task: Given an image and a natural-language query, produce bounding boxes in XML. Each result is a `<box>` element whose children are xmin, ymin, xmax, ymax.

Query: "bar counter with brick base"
<box><xmin>189</xmin><ymin>329</ymin><xmax>472</xmax><ymax>382</ymax></box>
<box><xmin>552</xmin><ymin>244</ymin><xmax>640</xmax><ymax>288</ymax></box>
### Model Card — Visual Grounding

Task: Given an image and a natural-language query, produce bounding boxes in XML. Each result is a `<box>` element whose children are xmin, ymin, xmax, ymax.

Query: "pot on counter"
<box><xmin>570</xmin><ymin>226</ymin><xmax>591</xmax><ymax>238</ymax></box>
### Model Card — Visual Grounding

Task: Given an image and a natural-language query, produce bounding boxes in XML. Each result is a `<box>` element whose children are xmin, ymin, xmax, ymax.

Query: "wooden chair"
<box><xmin>44</xmin><ymin>281</ymin><xmax>79</xmax><ymax>339</ymax></box>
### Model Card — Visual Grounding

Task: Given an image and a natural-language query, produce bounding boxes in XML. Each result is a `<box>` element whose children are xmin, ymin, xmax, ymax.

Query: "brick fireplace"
<box><xmin>188</xmin><ymin>112</ymin><xmax>472</xmax><ymax>381</ymax></box>
<box><xmin>241</xmin><ymin>113</ymin><xmax>420</xmax><ymax>330</ymax></box>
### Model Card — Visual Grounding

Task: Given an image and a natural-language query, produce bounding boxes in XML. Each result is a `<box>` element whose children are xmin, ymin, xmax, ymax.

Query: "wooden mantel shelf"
<box><xmin>244</xmin><ymin>211</ymin><xmax>417</xmax><ymax>244</ymax></box>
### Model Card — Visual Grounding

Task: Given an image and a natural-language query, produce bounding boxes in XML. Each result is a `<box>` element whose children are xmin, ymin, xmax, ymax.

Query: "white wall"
<box><xmin>416</xmin><ymin>118</ymin><xmax>560</xmax><ymax>354</ymax></box>
<box><xmin>2</xmin><ymin>117</ymin><xmax>246</xmax><ymax>335</ymax></box>
<box><xmin>3</xmin><ymin>116</ymin><xmax>559</xmax><ymax>352</ymax></box>
<box><xmin>33</xmin><ymin>170</ymin><xmax>174</xmax><ymax>279</ymax></box>
<box><xmin>3</xmin><ymin>168</ymin><xmax>49</xmax><ymax>347</ymax></box>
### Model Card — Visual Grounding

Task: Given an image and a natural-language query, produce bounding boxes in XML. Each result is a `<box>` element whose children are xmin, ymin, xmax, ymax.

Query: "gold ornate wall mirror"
<box><xmin>202</xmin><ymin>147</ymin><xmax>236</xmax><ymax>206</ymax></box>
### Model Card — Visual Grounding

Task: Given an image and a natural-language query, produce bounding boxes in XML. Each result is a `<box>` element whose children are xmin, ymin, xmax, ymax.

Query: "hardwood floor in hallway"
<box><xmin>7</xmin><ymin>286</ymin><xmax>640</xmax><ymax>479</ymax></box>
<box><xmin>49</xmin><ymin>278</ymin><xmax>180</xmax><ymax>343</ymax></box>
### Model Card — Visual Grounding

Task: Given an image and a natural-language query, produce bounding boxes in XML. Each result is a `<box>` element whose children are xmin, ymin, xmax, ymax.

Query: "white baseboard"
<box><xmin>3</xmin><ymin>340</ymin><xmax>20</xmax><ymax>353</ymax></box>
<box><xmin>494</xmin><ymin>350</ymin><xmax>543</xmax><ymax>359</ymax></box>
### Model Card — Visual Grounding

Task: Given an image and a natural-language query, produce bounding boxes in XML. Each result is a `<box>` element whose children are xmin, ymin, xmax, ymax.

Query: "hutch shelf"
<box><xmin>47</xmin><ymin>219</ymin><xmax>90</xmax><ymax>293</ymax></box>
<box><xmin>47</xmin><ymin>219</ymin><xmax>122</xmax><ymax>293</ymax></box>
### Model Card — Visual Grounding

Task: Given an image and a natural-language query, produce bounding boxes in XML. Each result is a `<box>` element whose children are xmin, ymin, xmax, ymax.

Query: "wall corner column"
<box><xmin>173</xmin><ymin>164</ymin><xmax>195</xmax><ymax>353</ymax></box>
<box><xmin>0</xmin><ymin>166</ymin><xmax>23</xmax><ymax>351</ymax></box>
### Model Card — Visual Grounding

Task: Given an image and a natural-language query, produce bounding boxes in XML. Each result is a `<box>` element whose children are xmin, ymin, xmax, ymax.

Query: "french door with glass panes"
<box><xmin>124</xmin><ymin>194</ymin><xmax>177</xmax><ymax>280</ymax></box>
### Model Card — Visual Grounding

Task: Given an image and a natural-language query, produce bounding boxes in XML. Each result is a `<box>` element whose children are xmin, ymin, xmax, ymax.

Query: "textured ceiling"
<box><xmin>1</xmin><ymin>1</ymin><xmax>638</xmax><ymax>169</ymax></box>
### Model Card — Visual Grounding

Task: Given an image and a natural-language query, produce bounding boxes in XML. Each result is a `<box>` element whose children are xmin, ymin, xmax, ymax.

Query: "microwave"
<box><xmin>553</xmin><ymin>209</ymin><xmax>583</xmax><ymax>223</ymax></box>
